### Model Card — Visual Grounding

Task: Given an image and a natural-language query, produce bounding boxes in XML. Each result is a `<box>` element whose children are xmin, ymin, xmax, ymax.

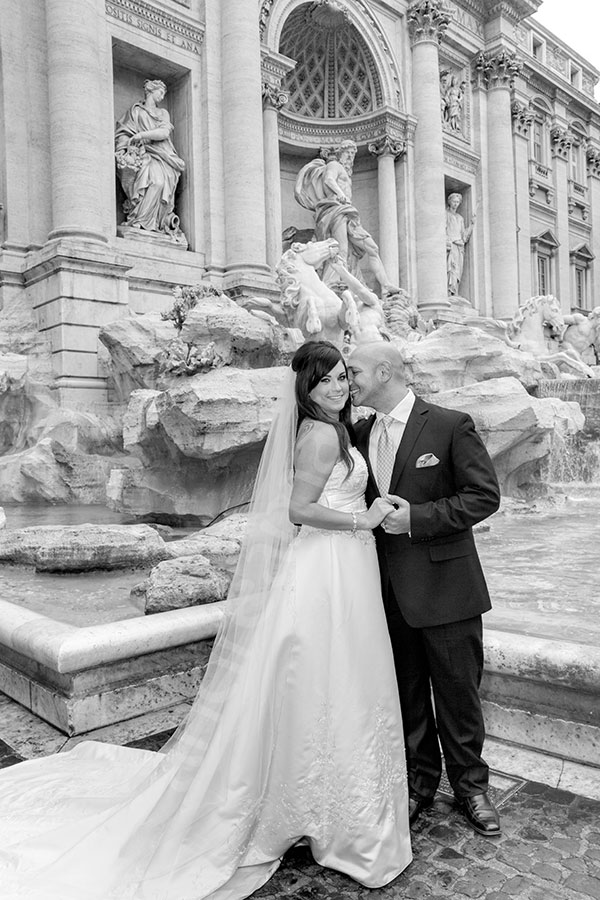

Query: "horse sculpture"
<box><xmin>275</xmin><ymin>239</ymin><xmax>362</xmax><ymax>344</ymax></box>
<box><xmin>465</xmin><ymin>295</ymin><xmax>596</xmax><ymax>378</ymax></box>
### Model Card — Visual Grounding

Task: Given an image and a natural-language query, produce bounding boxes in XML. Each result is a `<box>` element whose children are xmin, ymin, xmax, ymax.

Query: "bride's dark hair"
<box><xmin>292</xmin><ymin>340</ymin><xmax>354</xmax><ymax>472</ymax></box>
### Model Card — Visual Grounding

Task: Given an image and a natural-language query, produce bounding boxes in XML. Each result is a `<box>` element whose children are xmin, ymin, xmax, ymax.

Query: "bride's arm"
<box><xmin>289</xmin><ymin>421</ymin><xmax>391</xmax><ymax>530</ymax></box>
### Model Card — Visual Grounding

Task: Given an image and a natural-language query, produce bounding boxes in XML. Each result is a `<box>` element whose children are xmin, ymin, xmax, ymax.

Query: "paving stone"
<box><xmin>530</xmin><ymin>862</ymin><xmax>562</xmax><ymax>883</ymax></box>
<box><xmin>563</xmin><ymin>873</ymin><xmax>600</xmax><ymax>898</ymax></box>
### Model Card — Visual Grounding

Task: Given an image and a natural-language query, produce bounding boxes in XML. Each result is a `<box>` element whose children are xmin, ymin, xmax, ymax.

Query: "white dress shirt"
<box><xmin>368</xmin><ymin>389</ymin><xmax>416</xmax><ymax>478</ymax></box>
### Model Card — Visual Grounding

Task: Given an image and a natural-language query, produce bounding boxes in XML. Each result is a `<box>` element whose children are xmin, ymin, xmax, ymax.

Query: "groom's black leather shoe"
<box><xmin>457</xmin><ymin>792</ymin><xmax>501</xmax><ymax>836</ymax></box>
<box><xmin>408</xmin><ymin>792</ymin><xmax>433</xmax><ymax>826</ymax></box>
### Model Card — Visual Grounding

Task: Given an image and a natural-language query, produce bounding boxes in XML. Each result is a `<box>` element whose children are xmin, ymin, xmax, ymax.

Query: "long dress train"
<box><xmin>0</xmin><ymin>448</ymin><xmax>411</xmax><ymax>899</ymax></box>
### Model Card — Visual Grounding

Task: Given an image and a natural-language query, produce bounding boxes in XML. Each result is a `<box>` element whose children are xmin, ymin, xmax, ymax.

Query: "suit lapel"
<box><xmin>389</xmin><ymin>399</ymin><xmax>429</xmax><ymax>494</ymax></box>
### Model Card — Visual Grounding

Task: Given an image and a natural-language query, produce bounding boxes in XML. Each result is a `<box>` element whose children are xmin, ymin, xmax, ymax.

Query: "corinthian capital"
<box><xmin>550</xmin><ymin>125</ymin><xmax>573</xmax><ymax>160</ymax></box>
<box><xmin>368</xmin><ymin>136</ymin><xmax>406</xmax><ymax>160</ymax></box>
<box><xmin>511</xmin><ymin>100</ymin><xmax>534</xmax><ymax>138</ymax></box>
<box><xmin>407</xmin><ymin>0</ymin><xmax>451</xmax><ymax>46</ymax></box>
<box><xmin>586</xmin><ymin>146</ymin><xmax>600</xmax><ymax>178</ymax></box>
<box><xmin>262</xmin><ymin>82</ymin><xmax>288</xmax><ymax>111</ymax></box>
<box><xmin>475</xmin><ymin>50</ymin><xmax>522</xmax><ymax>90</ymax></box>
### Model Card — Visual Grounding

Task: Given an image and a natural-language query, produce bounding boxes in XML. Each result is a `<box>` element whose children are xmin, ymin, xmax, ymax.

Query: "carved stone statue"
<box><xmin>294</xmin><ymin>139</ymin><xmax>399</xmax><ymax>296</ymax></box>
<box><xmin>446</xmin><ymin>192</ymin><xmax>474</xmax><ymax>296</ymax></box>
<box><xmin>441</xmin><ymin>73</ymin><xmax>465</xmax><ymax>133</ymax></box>
<box><xmin>557</xmin><ymin>308</ymin><xmax>600</xmax><ymax>367</ymax></box>
<box><xmin>115</xmin><ymin>79</ymin><xmax>186</xmax><ymax>244</ymax></box>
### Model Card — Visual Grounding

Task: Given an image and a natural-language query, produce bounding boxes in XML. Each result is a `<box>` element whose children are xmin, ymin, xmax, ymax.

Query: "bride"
<box><xmin>0</xmin><ymin>340</ymin><xmax>411</xmax><ymax>899</ymax></box>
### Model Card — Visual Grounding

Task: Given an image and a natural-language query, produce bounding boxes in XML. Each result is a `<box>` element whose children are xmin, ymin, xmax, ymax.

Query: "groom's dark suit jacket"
<box><xmin>354</xmin><ymin>397</ymin><xmax>501</xmax><ymax>629</ymax></box>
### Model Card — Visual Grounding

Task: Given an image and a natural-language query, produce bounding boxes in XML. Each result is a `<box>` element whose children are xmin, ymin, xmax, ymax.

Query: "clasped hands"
<box><xmin>382</xmin><ymin>494</ymin><xmax>411</xmax><ymax>534</ymax></box>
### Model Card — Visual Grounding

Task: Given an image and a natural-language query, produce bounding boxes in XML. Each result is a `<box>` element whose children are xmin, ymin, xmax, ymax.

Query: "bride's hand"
<box><xmin>364</xmin><ymin>497</ymin><xmax>395</xmax><ymax>529</ymax></box>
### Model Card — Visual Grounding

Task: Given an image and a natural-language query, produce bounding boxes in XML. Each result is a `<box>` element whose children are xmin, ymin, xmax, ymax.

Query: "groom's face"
<box><xmin>347</xmin><ymin>355</ymin><xmax>378</xmax><ymax>409</ymax></box>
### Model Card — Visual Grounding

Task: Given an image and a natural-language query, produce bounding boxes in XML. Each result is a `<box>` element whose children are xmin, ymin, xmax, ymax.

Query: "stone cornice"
<box><xmin>483</xmin><ymin>0</ymin><xmax>541</xmax><ymax>23</ymax></box>
<box><xmin>407</xmin><ymin>0</ymin><xmax>452</xmax><ymax>46</ymax></box>
<box><xmin>105</xmin><ymin>0</ymin><xmax>204</xmax><ymax>51</ymax></box>
<box><xmin>260</xmin><ymin>47</ymin><xmax>296</xmax><ymax>89</ymax></box>
<box><xmin>278</xmin><ymin>108</ymin><xmax>417</xmax><ymax>149</ymax></box>
<box><xmin>475</xmin><ymin>49</ymin><xmax>522</xmax><ymax>90</ymax></box>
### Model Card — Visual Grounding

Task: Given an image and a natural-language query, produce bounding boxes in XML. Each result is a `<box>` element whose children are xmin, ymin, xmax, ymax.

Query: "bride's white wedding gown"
<box><xmin>0</xmin><ymin>448</ymin><xmax>411</xmax><ymax>899</ymax></box>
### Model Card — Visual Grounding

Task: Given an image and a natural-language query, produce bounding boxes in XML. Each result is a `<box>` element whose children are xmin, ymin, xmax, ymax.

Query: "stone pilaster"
<box><xmin>45</xmin><ymin>0</ymin><xmax>108</xmax><ymax>242</ymax></box>
<box><xmin>550</xmin><ymin>125</ymin><xmax>574</xmax><ymax>311</ymax></box>
<box><xmin>261</xmin><ymin>46</ymin><xmax>294</xmax><ymax>272</ymax></box>
<box><xmin>262</xmin><ymin>84</ymin><xmax>288</xmax><ymax>269</ymax></box>
<box><xmin>476</xmin><ymin>49</ymin><xmax>521</xmax><ymax>318</ymax></box>
<box><xmin>408</xmin><ymin>0</ymin><xmax>452</xmax><ymax>317</ymax></box>
<box><xmin>586</xmin><ymin>146</ymin><xmax>600</xmax><ymax>304</ymax></box>
<box><xmin>511</xmin><ymin>100</ymin><xmax>534</xmax><ymax>303</ymax></box>
<box><xmin>221</xmin><ymin>0</ymin><xmax>272</xmax><ymax>293</ymax></box>
<box><xmin>368</xmin><ymin>136</ymin><xmax>406</xmax><ymax>289</ymax></box>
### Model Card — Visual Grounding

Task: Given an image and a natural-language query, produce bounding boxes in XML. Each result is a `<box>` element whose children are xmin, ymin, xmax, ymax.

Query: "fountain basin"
<box><xmin>0</xmin><ymin>598</ymin><xmax>225</xmax><ymax>734</ymax></box>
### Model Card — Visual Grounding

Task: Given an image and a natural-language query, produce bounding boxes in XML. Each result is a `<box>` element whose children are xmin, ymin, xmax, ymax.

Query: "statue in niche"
<box><xmin>445</xmin><ymin>192</ymin><xmax>475</xmax><ymax>296</ymax></box>
<box><xmin>294</xmin><ymin>139</ymin><xmax>400</xmax><ymax>297</ymax></box>
<box><xmin>115</xmin><ymin>79</ymin><xmax>186</xmax><ymax>244</ymax></box>
<box><xmin>441</xmin><ymin>72</ymin><xmax>465</xmax><ymax>133</ymax></box>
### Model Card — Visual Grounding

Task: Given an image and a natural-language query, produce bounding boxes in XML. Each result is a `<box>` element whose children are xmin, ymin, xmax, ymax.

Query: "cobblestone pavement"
<box><xmin>1</xmin><ymin>727</ymin><xmax>599</xmax><ymax>899</ymax></box>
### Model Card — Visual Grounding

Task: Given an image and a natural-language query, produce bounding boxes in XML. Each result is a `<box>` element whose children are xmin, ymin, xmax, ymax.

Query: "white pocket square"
<box><xmin>416</xmin><ymin>453</ymin><xmax>440</xmax><ymax>468</ymax></box>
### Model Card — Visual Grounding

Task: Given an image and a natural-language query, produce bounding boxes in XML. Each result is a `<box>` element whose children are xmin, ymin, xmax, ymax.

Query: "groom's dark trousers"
<box><xmin>354</xmin><ymin>397</ymin><xmax>500</xmax><ymax>800</ymax></box>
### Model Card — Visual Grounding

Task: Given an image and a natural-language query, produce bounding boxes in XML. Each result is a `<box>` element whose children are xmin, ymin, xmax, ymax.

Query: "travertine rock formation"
<box><xmin>0</xmin><ymin>524</ymin><xmax>170</xmax><ymax>572</ymax></box>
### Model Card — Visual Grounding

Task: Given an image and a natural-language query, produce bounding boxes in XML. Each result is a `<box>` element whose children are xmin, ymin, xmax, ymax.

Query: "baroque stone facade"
<box><xmin>1</xmin><ymin>0</ymin><xmax>600</xmax><ymax>403</ymax></box>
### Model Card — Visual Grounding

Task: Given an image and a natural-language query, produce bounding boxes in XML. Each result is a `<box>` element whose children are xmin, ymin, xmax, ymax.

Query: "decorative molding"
<box><xmin>475</xmin><ymin>49</ymin><xmax>522</xmax><ymax>90</ymax></box>
<box><xmin>105</xmin><ymin>0</ymin><xmax>204</xmax><ymax>53</ymax></box>
<box><xmin>550</xmin><ymin>125</ymin><xmax>573</xmax><ymax>160</ymax></box>
<box><xmin>511</xmin><ymin>100</ymin><xmax>534</xmax><ymax>138</ymax></box>
<box><xmin>261</xmin><ymin>47</ymin><xmax>296</xmax><ymax>89</ymax></box>
<box><xmin>443</xmin><ymin>143</ymin><xmax>480</xmax><ymax>175</ymax></box>
<box><xmin>259</xmin><ymin>0</ymin><xmax>276</xmax><ymax>39</ymax></box>
<box><xmin>368</xmin><ymin>135</ymin><xmax>406</xmax><ymax>159</ymax></box>
<box><xmin>278</xmin><ymin>107</ymin><xmax>417</xmax><ymax>149</ymax></box>
<box><xmin>407</xmin><ymin>0</ymin><xmax>452</xmax><ymax>46</ymax></box>
<box><xmin>262</xmin><ymin>82</ymin><xmax>289</xmax><ymax>111</ymax></box>
<box><xmin>528</xmin><ymin>159</ymin><xmax>554</xmax><ymax>205</ymax></box>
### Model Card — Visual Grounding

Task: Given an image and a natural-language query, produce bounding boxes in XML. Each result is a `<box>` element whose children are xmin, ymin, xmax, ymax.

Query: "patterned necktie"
<box><xmin>376</xmin><ymin>415</ymin><xmax>396</xmax><ymax>496</ymax></box>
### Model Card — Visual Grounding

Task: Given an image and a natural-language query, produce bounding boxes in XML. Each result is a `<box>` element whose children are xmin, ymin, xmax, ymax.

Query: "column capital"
<box><xmin>262</xmin><ymin>82</ymin><xmax>289</xmax><ymax>111</ymax></box>
<box><xmin>550</xmin><ymin>125</ymin><xmax>573</xmax><ymax>160</ymax></box>
<box><xmin>511</xmin><ymin>100</ymin><xmax>534</xmax><ymax>138</ymax></box>
<box><xmin>407</xmin><ymin>0</ymin><xmax>451</xmax><ymax>46</ymax></box>
<box><xmin>368</xmin><ymin>135</ymin><xmax>406</xmax><ymax>160</ymax></box>
<box><xmin>586</xmin><ymin>145</ymin><xmax>600</xmax><ymax>178</ymax></box>
<box><xmin>475</xmin><ymin>50</ymin><xmax>522</xmax><ymax>91</ymax></box>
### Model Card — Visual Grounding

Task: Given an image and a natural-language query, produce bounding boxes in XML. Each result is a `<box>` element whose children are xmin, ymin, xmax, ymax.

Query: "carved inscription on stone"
<box><xmin>105</xmin><ymin>0</ymin><xmax>204</xmax><ymax>54</ymax></box>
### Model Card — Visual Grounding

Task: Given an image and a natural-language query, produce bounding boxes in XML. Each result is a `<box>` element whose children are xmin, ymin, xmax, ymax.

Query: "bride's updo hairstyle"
<box><xmin>292</xmin><ymin>340</ymin><xmax>354</xmax><ymax>473</ymax></box>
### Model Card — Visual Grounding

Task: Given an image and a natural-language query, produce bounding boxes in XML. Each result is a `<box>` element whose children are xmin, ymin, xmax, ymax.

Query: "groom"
<box><xmin>348</xmin><ymin>342</ymin><xmax>502</xmax><ymax>837</ymax></box>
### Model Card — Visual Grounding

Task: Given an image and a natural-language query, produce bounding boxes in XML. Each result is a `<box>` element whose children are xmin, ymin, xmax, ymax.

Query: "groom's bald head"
<box><xmin>347</xmin><ymin>340</ymin><xmax>408</xmax><ymax>412</ymax></box>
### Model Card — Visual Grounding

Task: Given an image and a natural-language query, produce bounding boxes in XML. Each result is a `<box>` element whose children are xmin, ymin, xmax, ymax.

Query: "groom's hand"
<box><xmin>382</xmin><ymin>495</ymin><xmax>411</xmax><ymax>534</ymax></box>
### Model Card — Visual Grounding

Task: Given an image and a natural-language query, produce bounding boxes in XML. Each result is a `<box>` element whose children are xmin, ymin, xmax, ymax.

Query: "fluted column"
<box><xmin>408</xmin><ymin>0</ymin><xmax>451</xmax><ymax>316</ymax></box>
<box><xmin>368</xmin><ymin>137</ymin><xmax>405</xmax><ymax>288</ymax></box>
<box><xmin>511</xmin><ymin>100</ymin><xmax>535</xmax><ymax>304</ymax></box>
<box><xmin>46</xmin><ymin>0</ymin><xmax>107</xmax><ymax>242</ymax></box>
<box><xmin>477</xmin><ymin>50</ymin><xmax>521</xmax><ymax>318</ymax></box>
<box><xmin>222</xmin><ymin>0</ymin><xmax>269</xmax><ymax>282</ymax></box>
<box><xmin>262</xmin><ymin>83</ymin><xmax>288</xmax><ymax>270</ymax></box>
<box><xmin>587</xmin><ymin>147</ymin><xmax>600</xmax><ymax>304</ymax></box>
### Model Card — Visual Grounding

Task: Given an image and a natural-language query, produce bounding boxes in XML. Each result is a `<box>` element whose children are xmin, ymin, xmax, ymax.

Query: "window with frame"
<box><xmin>531</xmin><ymin>230</ymin><xmax>559</xmax><ymax>296</ymax></box>
<box><xmin>570</xmin><ymin>243</ymin><xmax>594</xmax><ymax>311</ymax></box>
